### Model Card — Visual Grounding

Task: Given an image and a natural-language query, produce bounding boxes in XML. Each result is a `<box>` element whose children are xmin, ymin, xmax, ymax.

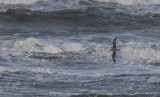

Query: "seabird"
<box><xmin>110</xmin><ymin>37</ymin><xmax>120</xmax><ymax>63</ymax></box>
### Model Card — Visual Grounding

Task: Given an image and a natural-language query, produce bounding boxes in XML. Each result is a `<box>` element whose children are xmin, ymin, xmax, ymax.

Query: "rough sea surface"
<box><xmin>0</xmin><ymin>0</ymin><xmax>160</xmax><ymax>97</ymax></box>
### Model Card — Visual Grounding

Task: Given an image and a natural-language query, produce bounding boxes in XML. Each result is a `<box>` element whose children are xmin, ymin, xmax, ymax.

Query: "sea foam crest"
<box><xmin>14</xmin><ymin>37</ymin><xmax>62</xmax><ymax>54</ymax></box>
<box><xmin>63</xmin><ymin>42</ymin><xmax>85</xmax><ymax>52</ymax></box>
<box><xmin>14</xmin><ymin>37</ymin><xmax>42</xmax><ymax>52</ymax></box>
<box><xmin>0</xmin><ymin>0</ymin><xmax>48</xmax><ymax>5</ymax></box>
<box><xmin>120</xmin><ymin>41</ymin><xmax>160</xmax><ymax>61</ymax></box>
<box><xmin>30</xmin><ymin>67</ymin><xmax>52</xmax><ymax>74</ymax></box>
<box><xmin>0</xmin><ymin>66</ymin><xmax>5</xmax><ymax>72</ymax></box>
<box><xmin>91</xmin><ymin>0</ymin><xmax>160</xmax><ymax>5</ymax></box>
<box><xmin>14</xmin><ymin>37</ymin><xmax>85</xmax><ymax>54</ymax></box>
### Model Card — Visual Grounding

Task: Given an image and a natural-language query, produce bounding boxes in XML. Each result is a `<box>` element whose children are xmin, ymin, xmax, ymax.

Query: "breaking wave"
<box><xmin>89</xmin><ymin>0</ymin><xmax>160</xmax><ymax>5</ymax></box>
<box><xmin>14</xmin><ymin>37</ymin><xmax>85</xmax><ymax>54</ymax></box>
<box><xmin>0</xmin><ymin>66</ymin><xmax>6</xmax><ymax>73</ymax></box>
<box><xmin>30</xmin><ymin>67</ymin><xmax>52</xmax><ymax>74</ymax></box>
<box><xmin>1</xmin><ymin>37</ymin><xmax>160</xmax><ymax>64</ymax></box>
<box><xmin>120</xmin><ymin>41</ymin><xmax>160</xmax><ymax>62</ymax></box>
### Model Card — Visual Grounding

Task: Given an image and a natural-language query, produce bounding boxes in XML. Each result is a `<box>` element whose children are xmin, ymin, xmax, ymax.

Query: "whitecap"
<box><xmin>0</xmin><ymin>66</ymin><xmax>6</xmax><ymax>73</ymax></box>
<box><xmin>29</xmin><ymin>67</ymin><xmax>52</xmax><ymax>74</ymax></box>
<box><xmin>63</xmin><ymin>42</ymin><xmax>85</xmax><ymax>52</ymax></box>
<box><xmin>90</xmin><ymin>0</ymin><xmax>160</xmax><ymax>5</ymax></box>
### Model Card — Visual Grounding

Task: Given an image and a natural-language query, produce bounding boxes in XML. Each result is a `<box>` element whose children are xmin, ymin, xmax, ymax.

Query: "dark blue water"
<box><xmin>0</xmin><ymin>0</ymin><xmax>160</xmax><ymax>97</ymax></box>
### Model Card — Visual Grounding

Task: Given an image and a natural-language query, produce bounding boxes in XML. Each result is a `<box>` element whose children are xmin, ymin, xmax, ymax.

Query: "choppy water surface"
<box><xmin>0</xmin><ymin>0</ymin><xmax>160</xmax><ymax>97</ymax></box>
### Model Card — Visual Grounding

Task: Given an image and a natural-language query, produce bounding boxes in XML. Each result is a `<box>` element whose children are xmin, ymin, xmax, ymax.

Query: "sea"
<box><xmin>0</xmin><ymin>0</ymin><xmax>160</xmax><ymax>97</ymax></box>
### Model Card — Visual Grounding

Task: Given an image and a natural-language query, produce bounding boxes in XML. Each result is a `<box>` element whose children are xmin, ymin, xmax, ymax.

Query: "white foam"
<box><xmin>89</xmin><ymin>42</ymin><xmax>111</xmax><ymax>57</ymax></box>
<box><xmin>14</xmin><ymin>37</ymin><xmax>42</xmax><ymax>52</ymax></box>
<box><xmin>0</xmin><ymin>66</ymin><xmax>20</xmax><ymax>73</ymax></box>
<box><xmin>0</xmin><ymin>0</ymin><xmax>48</xmax><ymax>5</ymax></box>
<box><xmin>50</xmin><ymin>91</ymin><xmax>80</xmax><ymax>96</ymax></box>
<box><xmin>81</xmin><ymin>73</ymin><xmax>106</xmax><ymax>78</ymax></box>
<box><xmin>30</xmin><ymin>67</ymin><xmax>52</xmax><ymax>74</ymax></box>
<box><xmin>148</xmin><ymin>76</ymin><xmax>160</xmax><ymax>83</ymax></box>
<box><xmin>44</xmin><ymin>44</ymin><xmax>62</xmax><ymax>54</ymax></box>
<box><xmin>14</xmin><ymin>37</ymin><xmax>85</xmax><ymax>54</ymax></box>
<box><xmin>63</xmin><ymin>42</ymin><xmax>85</xmax><ymax>52</ymax></box>
<box><xmin>90</xmin><ymin>0</ymin><xmax>160</xmax><ymax>5</ymax></box>
<box><xmin>0</xmin><ymin>66</ymin><xmax>5</xmax><ymax>72</ymax></box>
<box><xmin>120</xmin><ymin>41</ymin><xmax>160</xmax><ymax>61</ymax></box>
<box><xmin>7</xmin><ymin>37</ymin><xmax>160</xmax><ymax>63</ymax></box>
<box><xmin>14</xmin><ymin>37</ymin><xmax>62</xmax><ymax>54</ymax></box>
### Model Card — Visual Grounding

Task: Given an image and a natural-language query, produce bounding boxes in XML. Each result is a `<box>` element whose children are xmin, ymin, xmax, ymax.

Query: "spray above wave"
<box><xmin>90</xmin><ymin>0</ymin><xmax>160</xmax><ymax>5</ymax></box>
<box><xmin>0</xmin><ymin>0</ymin><xmax>47</xmax><ymax>5</ymax></box>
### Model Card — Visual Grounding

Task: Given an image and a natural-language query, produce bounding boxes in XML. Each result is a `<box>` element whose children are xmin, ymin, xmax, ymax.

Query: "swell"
<box><xmin>1</xmin><ymin>7</ymin><xmax>160</xmax><ymax>28</ymax></box>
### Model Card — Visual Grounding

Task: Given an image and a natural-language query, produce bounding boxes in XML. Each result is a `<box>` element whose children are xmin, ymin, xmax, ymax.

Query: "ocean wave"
<box><xmin>0</xmin><ymin>66</ymin><xmax>20</xmax><ymax>73</ymax></box>
<box><xmin>71</xmin><ymin>93</ymin><xmax>160</xmax><ymax>97</ymax></box>
<box><xmin>1</xmin><ymin>0</ymin><xmax>160</xmax><ymax>6</ymax></box>
<box><xmin>1</xmin><ymin>37</ymin><xmax>160</xmax><ymax>63</ymax></box>
<box><xmin>1</xmin><ymin>0</ymin><xmax>160</xmax><ymax>16</ymax></box>
<box><xmin>1</xmin><ymin>7</ymin><xmax>160</xmax><ymax>26</ymax></box>
<box><xmin>0</xmin><ymin>66</ymin><xmax>6</xmax><ymax>73</ymax></box>
<box><xmin>88</xmin><ymin>0</ymin><xmax>160</xmax><ymax>5</ymax></box>
<box><xmin>0</xmin><ymin>66</ymin><xmax>52</xmax><ymax>75</ymax></box>
<box><xmin>0</xmin><ymin>8</ymin><xmax>88</xmax><ymax>21</ymax></box>
<box><xmin>147</xmin><ymin>76</ymin><xmax>160</xmax><ymax>84</ymax></box>
<box><xmin>13</xmin><ymin>37</ymin><xmax>85</xmax><ymax>54</ymax></box>
<box><xmin>120</xmin><ymin>41</ymin><xmax>160</xmax><ymax>62</ymax></box>
<box><xmin>29</xmin><ymin>67</ymin><xmax>52</xmax><ymax>74</ymax></box>
<box><xmin>0</xmin><ymin>0</ymin><xmax>47</xmax><ymax>5</ymax></box>
<box><xmin>0</xmin><ymin>66</ymin><xmax>53</xmax><ymax>75</ymax></box>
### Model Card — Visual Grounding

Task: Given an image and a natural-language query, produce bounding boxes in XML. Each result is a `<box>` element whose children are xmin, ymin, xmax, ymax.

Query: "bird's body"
<box><xmin>110</xmin><ymin>48</ymin><xmax>120</xmax><ymax>52</ymax></box>
<box><xmin>111</xmin><ymin>37</ymin><xmax>120</xmax><ymax>63</ymax></box>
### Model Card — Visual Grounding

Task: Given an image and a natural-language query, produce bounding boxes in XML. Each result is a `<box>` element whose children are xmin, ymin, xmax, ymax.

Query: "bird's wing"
<box><xmin>113</xmin><ymin>37</ymin><xmax>117</xmax><ymax>49</ymax></box>
<box><xmin>112</xmin><ymin>51</ymin><xmax>116</xmax><ymax>63</ymax></box>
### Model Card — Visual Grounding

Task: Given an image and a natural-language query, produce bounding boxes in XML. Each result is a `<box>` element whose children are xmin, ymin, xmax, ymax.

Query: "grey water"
<box><xmin>0</xmin><ymin>0</ymin><xmax>160</xmax><ymax>97</ymax></box>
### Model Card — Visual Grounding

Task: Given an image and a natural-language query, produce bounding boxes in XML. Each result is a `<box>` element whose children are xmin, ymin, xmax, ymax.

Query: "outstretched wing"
<box><xmin>112</xmin><ymin>51</ymin><xmax>116</xmax><ymax>63</ymax></box>
<box><xmin>113</xmin><ymin>37</ymin><xmax>117</xmax><ymax>49</ymax></box>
